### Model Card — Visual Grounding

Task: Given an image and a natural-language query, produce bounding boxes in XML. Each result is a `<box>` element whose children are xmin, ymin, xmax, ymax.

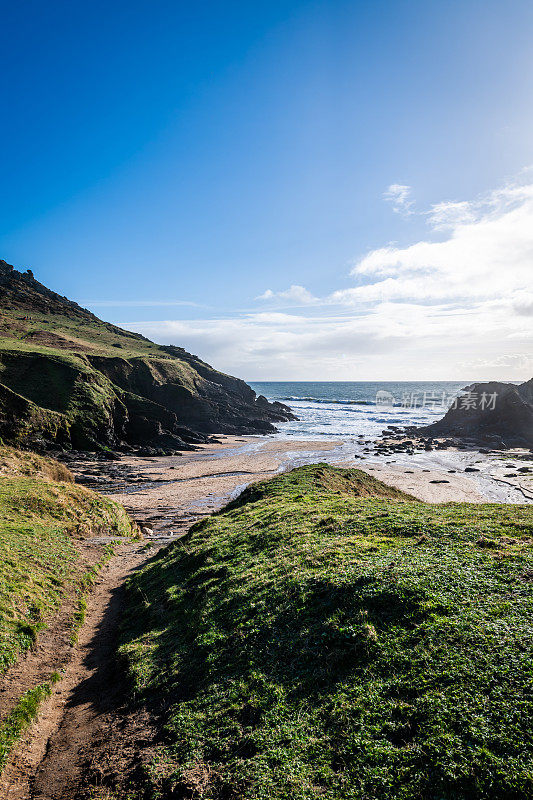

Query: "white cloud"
<box><xmin>124</xmin><ymin>295</ymin><xmax>532</xmax><ymax>380</ymax></box>
<box><xmin>426</xmin><ymin>200</ymin><xmax>476</xmax><ymax>230</ymax></box>
<box><xmin>256</xmin><ymin>284</ymin><xmax>318</xmax><ymax>304</ymax></box>
<box><xmin>121</xmin><ymin>175</ymin><xmax>533</xmax><ymax>381</ymax></box>
<box><xmin>465</xmin><ymin>353</ymin><xmax>533</xmax><ymax>370</ymax></box>
<box><xmin>346</xmin><ymin>179</ymin><xmax>533</xmax><ymax>305</ymax></box>
<box><xmin>383</xmin><ymin>183</ymin><xmax>414</xmax><ymax>215</ymax></box>
<box><xmin>513</xmin><ymin>291</ymin><xmax>533</xmax><ymax>316</ymax></box>
<box><xmin>122</xmin><ymin>310</ymin><xmax>405</xmax><ymax>380</ymax></box>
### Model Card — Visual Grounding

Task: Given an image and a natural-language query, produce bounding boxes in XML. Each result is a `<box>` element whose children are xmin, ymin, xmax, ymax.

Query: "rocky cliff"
<box><xmin>0</xmin><ymin>260</ymin><xmax>295</xmax><ymax>452</ymax></box>
<box><xmin>418</xmin><ymin>378</ymin><xmax>533</xmax><ymax>448</ymax></box>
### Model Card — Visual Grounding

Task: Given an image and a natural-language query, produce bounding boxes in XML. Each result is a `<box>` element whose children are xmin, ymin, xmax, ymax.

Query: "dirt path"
<box><xmin>0</xmin><ymin>438</ymin><xmax>259</xmax><ymax>799</ymax></box>
<box><xmin>0</xmin><ymin>539</ymin><xmax>151</xmax><ymax>800</ymax></box>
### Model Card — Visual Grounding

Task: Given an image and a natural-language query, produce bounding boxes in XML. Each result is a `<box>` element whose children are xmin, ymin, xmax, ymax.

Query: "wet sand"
<box><xmin>353</xmin><ymin>462</ymin><xmax>485</xmax><ymax>503</ymax></box>
<box><xmin>93</xmin><ymin>434</ymin><xmax>524</xmax><ymax>540</ymax></box>
<box><xmin>108</xmin><ymin>436</ymin><xmax>340</xmax><ymax>526</ymax></box>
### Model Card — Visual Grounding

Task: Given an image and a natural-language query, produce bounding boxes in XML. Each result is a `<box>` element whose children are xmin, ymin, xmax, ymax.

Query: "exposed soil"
<box><xmin>22</xmin><ymin>331</ymin><xmax>98</xmax><ymax>352</ymax></box>
<box><xmin>0</xmin><ymin>536</ymin><xmax>123</xmax><ymax>729</ymax></box>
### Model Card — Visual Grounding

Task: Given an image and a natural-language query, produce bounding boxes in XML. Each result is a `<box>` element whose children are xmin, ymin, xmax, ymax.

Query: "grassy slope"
<box><xmin>120</xmin><ymin>465</ymin><xmax>533</xmax><ymax>800</ymax></box>
<box><xmin>0</xmin><ymin>309</ymin><xmax>197</xmax><ymax>444</ymax></box>
<box><xmin>0</xmin><ymin>307</ymin><xmax>226</xmax><ymax>385</ymax></box>
<box><xmin>0</xmin><ymin>307</ymin><xmax>160</xmax><ymax>359</ymax></box>
<box><xmin>0</xmin><ymin>446</ymin><xmax>134</xmax><ymax>673</ymax></box>
<box><xmin>0</xmin><ymin>302</ymin><xmax>270</xmax><ymax>448</ymax></box>
<box><xmin>0</xmin><ymin>445</ymin><xmax>73</xmax><ymax>481</ymax></box>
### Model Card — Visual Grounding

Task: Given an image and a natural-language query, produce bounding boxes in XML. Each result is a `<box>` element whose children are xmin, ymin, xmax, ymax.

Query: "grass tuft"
<box><xmin>0</xmin><ymin>449</ymin><xmax>136</xmax><ymax>673</ymax></box>
<box><xmin>0</xmin><ymin>672</ymin><xmax>60</xmax><ymax>771</ymax></box>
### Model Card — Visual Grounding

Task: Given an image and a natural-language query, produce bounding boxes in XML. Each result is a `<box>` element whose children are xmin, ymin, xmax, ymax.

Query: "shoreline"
<box><xmin>65</xmin><ymin>433</ymin><xmax>532</xmax><ymax>543</ymax></box>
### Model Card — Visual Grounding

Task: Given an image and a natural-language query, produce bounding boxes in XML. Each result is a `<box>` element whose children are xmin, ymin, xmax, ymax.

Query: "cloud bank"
<box><xmin>123</xmin><ymin>175</ymin><xmax>533</xmax><ymax>380</ymax></box>
<box><xmin>335</xmin><ymin>180</ymin><xmax>533</xmax><ymax>306</ymax></box>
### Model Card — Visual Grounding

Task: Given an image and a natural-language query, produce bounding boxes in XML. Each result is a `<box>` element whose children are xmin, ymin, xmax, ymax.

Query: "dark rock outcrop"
<box><xmin>0</xmin><ymin>260</ymin><xmax>295</xmax><ymax>451</ymax></box>
<box><xmin>518</xmin><ymin>378</ymin><xmax>533</xmax><ymax>406</ymax></box>
<box><xmin>418</xmin><ymin>379</ymin><xmax>533</xmax><ymax>448</ymax></box>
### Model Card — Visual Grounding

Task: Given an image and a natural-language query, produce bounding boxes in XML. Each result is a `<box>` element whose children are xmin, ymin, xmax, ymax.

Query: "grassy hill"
<box><xmin>0</xmin><ymin>445</ymin><xmax>136</xmax><ymax>769</ymax></box>
<box><xmin>120</xmin><ymin>464</ymin><xmax>533</xmax><ymax>800</ymax></box>
<box><xmin>0</xmin><ymin>446</ymin><xmax>134</xmax><ymax>675</ymax></box>
<box><xmin>0</xmin><ymin>260</ymin><xmax>294</xmax><ymax>452</ymax></box>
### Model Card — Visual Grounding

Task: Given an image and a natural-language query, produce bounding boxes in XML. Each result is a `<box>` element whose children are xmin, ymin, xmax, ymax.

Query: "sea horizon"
<box><xmin>248</xmin><ymin>380</ymin><xmax>477</xmax><ymax>440</ymax></box>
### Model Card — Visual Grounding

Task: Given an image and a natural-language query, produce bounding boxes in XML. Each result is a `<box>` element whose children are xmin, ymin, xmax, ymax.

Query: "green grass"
<box><xmin>0</xmin><ymin>446</ymin><xmax>136</xmax><ymax>777</ymax></box>
<box><xmin>120</xmin><ymin>464</ymin><xmax>533</xmax><ymax>800</ymax></box>
<box><xmin>0</xmin><ymin>452</ymin><xmax>135</xmax><ymax>673</ymax></box>
<box><xmin>0</xmin><ymin>308</ymin><xmax>156</xmax><ymax>359</ymax></box>
<box><xmin>0</xmin><ymin>313</ymin><xmax>222</xmax><ymax>450</ymax></box>
<box><xmin>0</xmin><ymin>672</ymin><xmax>60</xmax><ymax>770</ymax></box>
<box><xmin>0</xmin><ymin>307</ymin><xmax>197</xmax><ymax>364</ymax></box>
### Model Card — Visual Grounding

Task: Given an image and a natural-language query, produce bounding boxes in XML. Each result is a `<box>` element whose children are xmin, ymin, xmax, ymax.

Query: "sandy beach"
<box><xmin>351</xmin><ymin>462</ymin><xmax>485</xmax><ymax>503</ymax></box>
<box><xmin>64</xmin><ymin>433</ymin><xmax>533</xmax><ymax>545</ymax></box>
<box><xmin>54</xmin><ymin>434</ymin><xmax>532</xmax><ymax>543</ymax></box>
<box><xmin>106</xmin><ymin>436</ymin><xmax>343</xmax><ymax>534</ymax></box>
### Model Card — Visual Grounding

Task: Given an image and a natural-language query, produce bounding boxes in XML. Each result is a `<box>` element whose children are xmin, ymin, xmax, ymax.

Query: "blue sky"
<box><xmin>1</xmin><ymin>0</ymin><xmax>532</xmax><ymax>380</ymax></box>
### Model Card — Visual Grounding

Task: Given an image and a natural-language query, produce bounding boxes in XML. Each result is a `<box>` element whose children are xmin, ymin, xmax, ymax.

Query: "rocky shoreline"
<box><xmin>56</xmin><ymin>432</ymin><xmax>532</xmax><ymax>553</ymax></box>
<box><xmin>370</xmin><ymin>426</ymin><xmax>533</xmax><ymax>501</ymax></box>
<box><xmin>418</xmin><ymin>378</ymin><xmax>533</xmax><ymax>448</ymax></box>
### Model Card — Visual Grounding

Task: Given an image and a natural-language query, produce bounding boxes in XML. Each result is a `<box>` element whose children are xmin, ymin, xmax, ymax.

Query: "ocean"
<box><xmin>248</xmin><ymin>381</ymin><xmax>467</xmax><ymax>439</ymax></box>
<box><xmin>244</xmin><ymin>381</ymin><xmax>531</xmax><ymax>504</ymax></box>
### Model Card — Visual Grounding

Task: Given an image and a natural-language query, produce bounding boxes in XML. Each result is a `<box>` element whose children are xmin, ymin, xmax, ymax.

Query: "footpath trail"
<box><xmin>0</xmin><ymin>436</ymin><xmax>259</xmax><ymax>799</ymax></box>
<box><xmin>0</xmin><ymin>539</ymin><xmax>150</xmax><ymax>800</ymax></box>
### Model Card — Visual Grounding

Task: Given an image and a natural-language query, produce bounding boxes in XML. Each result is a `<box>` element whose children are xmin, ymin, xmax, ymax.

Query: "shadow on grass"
<box><xmin>119</xmin><ymin>542</ymin><xmax>430</xmax><ymax>708</ymax></box>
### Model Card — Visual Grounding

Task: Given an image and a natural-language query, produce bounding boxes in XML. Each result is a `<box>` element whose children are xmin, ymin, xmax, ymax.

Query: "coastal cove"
<box><xmin>2</xmin><ymin>428</ymin><xmax>532</xmax><ymax>797</ymax></box>
<box><xmin>68</xmin><ymin>427</ymin><xmax>532</xmax><ymax>548</ymax></box>
<box><xmin>2</xmin><ymin>6</ymin><xmax>533</xmax><ymax>796</ymax></box>
<box><xmin>60</xmin><ymin>382</ymin><xmax>532</xmax><ymax>541</ymax></box>
<box><xmin>251</xmin><ymin>381</ymin><xmax>533</xmax><ymax>503</ymax></box>
<box><xmin>0</xmin><ymin>314</ymin><xmax>531</xmax><ymax>795</ymax></box>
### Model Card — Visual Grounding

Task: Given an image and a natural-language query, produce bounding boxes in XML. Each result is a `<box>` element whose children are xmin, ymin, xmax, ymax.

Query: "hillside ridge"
<box><xmin>115</xmin><ymin>463</ymin><xmax>533</xmax><ymax>799</ymax></box>
<box><xmin>0</xmin><ymin>260</ymin><xmax>294</xmax><ymax>452</ymax></box>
